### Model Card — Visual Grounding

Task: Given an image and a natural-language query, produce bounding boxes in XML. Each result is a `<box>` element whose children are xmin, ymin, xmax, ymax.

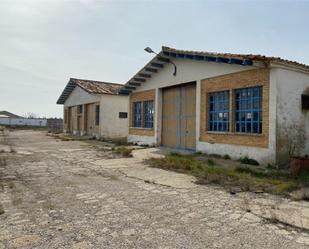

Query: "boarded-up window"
<box><xmin>302</xmin><ymin>94</ymin><xmax>309</xmax><ymax>110</ymax></box>
<box><xmin>95</xmin><ymin>105</ymin><xmax>100</xmax><ymax>125</ymax></box>
<box><xmin>119</xmin><ymin>112</ymin><xmax>128</xmax><ymax>119</ymax></box>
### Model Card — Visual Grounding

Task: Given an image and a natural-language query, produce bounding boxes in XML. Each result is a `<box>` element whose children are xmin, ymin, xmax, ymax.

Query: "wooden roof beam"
<box><xmin>151</xmin><ymin>62</ymin><xmax>164</xmax><ymax>68</ymax></box>
<box><xmin>145</xmin><ymin>67</ymin><xmax>158</xmax><ymax>73</ymax></box>
<box><xmin>138</xmin><ymin>73</ymin><xmax>151</xmax><ymax>78</ymax></box>
<box><xmin>129</xmin><ymin>82</ymin><xmax>141</xmax><ymax>86</ymax></box>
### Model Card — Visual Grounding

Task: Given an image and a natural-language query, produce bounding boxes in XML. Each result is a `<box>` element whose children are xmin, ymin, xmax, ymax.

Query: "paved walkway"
<box><xmin>0</xmin><ymin>130</ymin><xmax>308</xmax><ymax>249</ymax></box>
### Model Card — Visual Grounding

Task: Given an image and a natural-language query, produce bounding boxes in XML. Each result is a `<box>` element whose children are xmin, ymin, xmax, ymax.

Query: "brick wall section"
<box><xmin>129</xmin><ymin>89</ymin><xmax>155</xmax><ymax>136</ymax></box>
<box><xmin>63</xmin><ymin>107</ymin><xmax>68</xmax><ymax>129</ymax></box>
<box><xmin>200</xmin><ymin>68</ymin><xmax>270</xmax><ymax>148</ymax></box>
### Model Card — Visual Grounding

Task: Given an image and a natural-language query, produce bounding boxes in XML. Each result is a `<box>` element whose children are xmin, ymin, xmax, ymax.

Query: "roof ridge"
<box><xmin>70</xmin><ymin>78</ymin><xmax>123</xmax><ymax>86</ymax></box>
<box><xmin>161</xmin><ymin>46</ymin><xmax>309</xmax><ymax>69</ymax></box>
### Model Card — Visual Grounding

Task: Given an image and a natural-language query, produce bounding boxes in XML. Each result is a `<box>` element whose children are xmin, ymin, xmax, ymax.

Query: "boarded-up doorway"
<box><xmin>161</xmin><ymin>82</ymin><xmax>196</xmax><ymax>150</ymax></box>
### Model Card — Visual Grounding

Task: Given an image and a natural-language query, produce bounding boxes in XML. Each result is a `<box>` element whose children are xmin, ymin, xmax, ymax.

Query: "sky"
<box><xmin>0</xmin><ymin>0</ymin><xmax>309</xmax><ymax>118</ymax></box>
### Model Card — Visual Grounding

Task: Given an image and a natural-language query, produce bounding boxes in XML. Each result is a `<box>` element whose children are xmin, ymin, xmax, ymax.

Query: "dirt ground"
<box><xmin>0</xmin><ymin>130</ymin><xmax>309</xmax><ymax>249</ymax></box>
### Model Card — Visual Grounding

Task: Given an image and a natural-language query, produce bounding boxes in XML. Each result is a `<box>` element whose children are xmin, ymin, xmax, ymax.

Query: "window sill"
<box><xmin>130</xmin><ymin>127</ymin><xmax>154</xmax><ymax>130</ymax></box>
<box><xmin>206</xmin><ymin>131</ymin><xmax>263</xmax><ymax>137</ymax></box>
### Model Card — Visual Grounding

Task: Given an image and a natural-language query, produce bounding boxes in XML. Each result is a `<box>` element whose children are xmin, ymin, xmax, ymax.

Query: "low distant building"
<box><xmin>0</xmin><ymin>111</ymin><xmax>47</xmax><ymax>127</ymax></box>
<box><xmin>56</xmin><ymin>78</ymin><xmax>129</xmax><ymax>139</ymax></box>
<box><xmin>0</xmin><ymin>111</ymin><xmax>23</xmax><ymax>119</ymax></box>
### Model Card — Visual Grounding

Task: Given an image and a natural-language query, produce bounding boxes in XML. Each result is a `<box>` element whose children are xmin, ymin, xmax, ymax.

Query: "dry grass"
<box><xmin>147</xmin><ymin>153</ymin><xmax>306</xmax><ymax>197</ymax></box>
<box><xmin>114</xmin><ymin>147</ymin><xmax>133</xmax><ymax>157</ymax></box>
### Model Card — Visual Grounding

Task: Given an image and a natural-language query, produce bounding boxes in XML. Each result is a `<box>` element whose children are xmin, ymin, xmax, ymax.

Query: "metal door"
<box><xmin>161</xmin><ymin>83</ymin><xmax>196</xmax><ymax>150</ymax></box>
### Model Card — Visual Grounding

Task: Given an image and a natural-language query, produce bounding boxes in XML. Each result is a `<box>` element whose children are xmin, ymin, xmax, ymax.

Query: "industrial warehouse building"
<box><xmin>57</xmin><ymin>78</ymin><xmax>129</xmax><ymax>139</ymax></box>
<box><xmin>57</xmin><ymin>46</ymin><xmax>309</xmax><ymax>165</ymax></box>
<box><xmin>119</xmin><ymin>46</ymin><xmax>309</xmax><ymax>165</ymax></box>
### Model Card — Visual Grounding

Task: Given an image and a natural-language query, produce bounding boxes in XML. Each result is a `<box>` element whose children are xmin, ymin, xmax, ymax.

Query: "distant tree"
<box><xmin>26</xmin><ymin>112</ymin><xmax>39</xmax><ymax>119</ymax></box>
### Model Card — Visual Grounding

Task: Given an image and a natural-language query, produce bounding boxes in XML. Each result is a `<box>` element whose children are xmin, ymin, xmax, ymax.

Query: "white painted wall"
<box><xmin>64</xmin><ymin>86</ymin><xmax>100</xmax><ymax>107</ymax></box>
<box><xmin>127</xmin><ymin>134</ymin><xmax>156</xmax><ymax>145</ymax></box>
<box><xmin>274</xmin><ymin>68</ymin><xmax>309</xmax><ymax>164</ymax></box>
<box><xmin>129</xmin><ymin>58</ymin><xmax>257</xmax><ymax>146</ymax></box>
<box><xmin>100</xmin><ymin>94</ymin><xmax>129</xmax><ymax>138</ymax></box>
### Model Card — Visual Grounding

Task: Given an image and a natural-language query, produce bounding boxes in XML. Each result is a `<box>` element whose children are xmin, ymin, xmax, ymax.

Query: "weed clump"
<box><xmin>115</xmin><ymin>147</ymin><xmax>133</xmax><ymax>157</ymax></box>
<box><xmin>223</xmin><ymin>154</ymin><xmax>231</xmax><ymax>160</ymax></box>
<box><xmin>239</xmin><ymin>156</ymin><xmax>259</xmax><ymax>166</ymax></box>
<box><xmin>207</xmin><ymin>159</ymin><xmax>215</xmax><ymax>166</ymax></box>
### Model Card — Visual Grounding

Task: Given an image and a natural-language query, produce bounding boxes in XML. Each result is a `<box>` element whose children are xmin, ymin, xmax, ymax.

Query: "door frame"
<box><xmin>160</xmin><ymin>81</ymin><xmax>197</xmax><ymax>150</ymax></box>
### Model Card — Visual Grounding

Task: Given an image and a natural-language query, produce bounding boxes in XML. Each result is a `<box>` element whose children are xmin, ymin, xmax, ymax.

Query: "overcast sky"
<box><xmin>0</xmin><ymin>0</ymin><xmax>309</xmax><ymax>118</ymax></box>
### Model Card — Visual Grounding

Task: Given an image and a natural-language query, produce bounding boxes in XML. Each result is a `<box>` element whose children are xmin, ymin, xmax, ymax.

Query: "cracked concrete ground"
<box><xmin>0</xmin><ymin>130</ymin><xmax>309</xmax><ymax>249</ymax></box>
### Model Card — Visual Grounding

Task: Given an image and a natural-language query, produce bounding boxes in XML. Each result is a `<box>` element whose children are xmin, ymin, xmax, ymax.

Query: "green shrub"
<box><xmin>223</xmin><ymin>154</ymin><xmax>231</xmax><ymax>160</ymax></box>
<box><xmin>207</xmin><ymin>159</ymin><xmax>215</xmax><ymax>166</ymax></box>
<box><xmin>208</xmin><ymin>153</ymin><xmax>223</xmax><ymax>158</ymax></box>
<box><xmin>115</xmin><ymin>147</ymin><xmax>133</xmax><ymax>157</ymax></box>
<box><xmin>239</xmin><ymin>156</ymin><xmax>259</xmax><ymax>166</ymax></box>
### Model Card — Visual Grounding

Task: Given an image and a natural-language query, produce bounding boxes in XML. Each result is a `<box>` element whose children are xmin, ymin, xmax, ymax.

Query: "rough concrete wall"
<box><xmin>64</xmin><ymin>86</ymin><xmax>100</xmax><ymax>107</ymax></box>
<box><xmin>275</xmin><ymin>68</ymin><xmax>309</xmax><ymax>165</ymax></box>
<box><xmin>100</xmin><ymin>95</ymin><xmax>129</xmax><ymax>138</ymax></box>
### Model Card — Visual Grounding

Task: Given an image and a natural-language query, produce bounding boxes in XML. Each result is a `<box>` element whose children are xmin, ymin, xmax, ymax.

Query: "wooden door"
<box><xmin>161</xmin><ymin>83</ymin><xmax>196</xmax><ymax>150</ymax></box>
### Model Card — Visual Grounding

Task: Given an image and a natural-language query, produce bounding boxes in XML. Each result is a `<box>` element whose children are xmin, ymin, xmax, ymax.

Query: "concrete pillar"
<box><xmin>155</xmin><ymin>88</ymin><xmax>162</xmax><ymax>146</ymax></box>
<box><xmin>195</xmin><ymin>80</ymin><xmax>201</xmax><ymax>149</ymax></box>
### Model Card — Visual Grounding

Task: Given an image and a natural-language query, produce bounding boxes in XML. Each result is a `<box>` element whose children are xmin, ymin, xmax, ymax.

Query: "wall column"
<box><xmin>195</xmin><ymin>80</ymin><xmax>201</xmax><ymax>149</ymax></box>
<box><xmin>155</xmin><ymin>88</ymin><xmax>162</xmax><ymax>145</ymax></box>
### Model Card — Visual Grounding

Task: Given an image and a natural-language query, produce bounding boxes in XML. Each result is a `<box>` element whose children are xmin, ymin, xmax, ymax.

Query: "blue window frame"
<box><xmin>144</xmin><ymin>100</ymin><xmax>154</xmax><ymax>128</ymax></box>
<box><xmin>235</xmin><ymin>86</ymin><xmax>262</xmax><ymax>134</ymax></box>
<box><xmin>133</xmin><ymin>102</ymin><xmax>142</xmax><ymax>127</ymax></box>
<box><xmin>79</xmin><ymin>105</ymin><xmax>83</xmax><ymax>114</ymax></box>
<box><xmin>95</xmin><ymin>105</ymin><xmax>100</xmax><ymax>125</ymax></box>
<box><xmin>208</xmin><ymin>91</ymin><xmax>230</xmax><ymax>132</ymax></box>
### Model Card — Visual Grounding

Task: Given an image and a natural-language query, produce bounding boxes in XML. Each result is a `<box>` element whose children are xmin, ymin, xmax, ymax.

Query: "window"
<box><xmin>133</xmin><ymin>102</ymin><xmax>142</xmax><ymax>127</ymax></box>
<box><xmin>235</xmin><ymin>86</ymin><xmax>262</xmax><ymax>133</ymax></box>
<box><xmin>208</xmin><ymin>91</ymin><xmax>230</xmax><ymax>132</ymax></box>
<box><xmin>144</xmin><ymin>100</ymin><xmax>154</xmax><ymax>128</ymax></box>
<box><xmin>119</xmin><ymin>112</ymin><xmax>128</xmax><ymax>118</ymax></box>
<box><xmin>95</xmin><ymin>105</ymin><xmax>100</xmax><ymax>125</ymax></box>
<box><xmin>79</xmin><ymin>105</ymin><xmax>83</xmax><ymax>114</ymax></box>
